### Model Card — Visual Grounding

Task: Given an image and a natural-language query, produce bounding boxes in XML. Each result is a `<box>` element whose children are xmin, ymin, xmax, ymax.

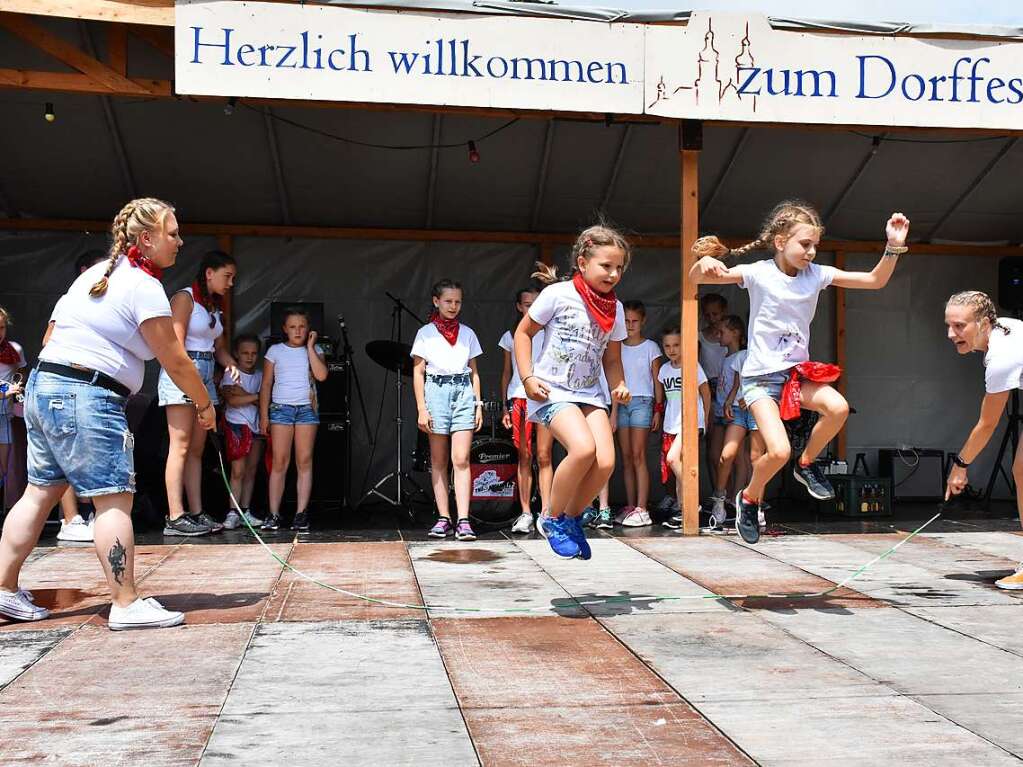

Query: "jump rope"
<box><xmin>207</xmin><ymin>432</ymin><xmax>943</xmax><ymax>614</ymax></box>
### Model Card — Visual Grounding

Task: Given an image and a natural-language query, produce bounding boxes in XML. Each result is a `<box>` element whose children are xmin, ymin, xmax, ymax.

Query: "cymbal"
<box><xmin>366</xmin><ymin>340</ymin><xmax>413</xmax><ymax>376</ymax></box>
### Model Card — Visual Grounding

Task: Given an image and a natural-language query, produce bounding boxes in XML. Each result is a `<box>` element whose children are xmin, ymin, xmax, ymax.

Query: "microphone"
<box><xmin>337</xmin><ymin>314</ymin><xmax>346</xmax><ymax>329</ymax></box>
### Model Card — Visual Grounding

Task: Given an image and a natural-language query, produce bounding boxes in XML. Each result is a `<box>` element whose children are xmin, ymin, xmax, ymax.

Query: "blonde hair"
<box><xmin>90</xmin><ymin>197</ymin><xmax>175</xmax><ymax>297</ymax></box>
<box><xmin>946</xmin><ymin>291</ymin><xmax>1009</xmax><ymax>335</ymax></box>
<box><xmin>532</xmin><ymin>224</ymin><xmax>632</xmax><ymax>285</ymax></box>
<box><xmin>692</xmin><ymin>199</ymin><xmax>824</xmax><ymax>260</ymax></box>
<box><xmin>0</xmin><ymin>306</ymin><xmax>11</xmax><ymax>327</ymax></box>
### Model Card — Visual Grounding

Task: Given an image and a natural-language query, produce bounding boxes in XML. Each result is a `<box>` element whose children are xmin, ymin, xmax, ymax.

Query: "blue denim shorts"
<box><xmin>728</xmin><ymin>407</ymin><xmax>758</xmax><ymax>432</ymax></box>
<box><xmin>269</xmin><ymin>402</ymin><xmax>319</xmax><ymax>426</ymax></box>
<box><xmin>0</xmin><ymin>414</ymin><xmax>13</xmax><ymax>445</ymax></box>
<box><xmin>741</xmin><ymin>370</ymin><xmax>789</xmax><ymax>408</ymax></box>
<box><xmin>157</xmin><ymin>354</ymin><xmax>218</xmax><ymax>407</ymax></box>
<box><xmin>616</xmin><ymin>395</ymin><xmax>654</xmax><ymax>429</ymax></box>
<box><xmin>25</xmin><ymin>369</ymin><xmax>135</xmax><ymax>497</ymax></box>
<box><xmin>424</xmin><ymin>375</ymin><xmax>475</xmax><ymax>434</ymax></box>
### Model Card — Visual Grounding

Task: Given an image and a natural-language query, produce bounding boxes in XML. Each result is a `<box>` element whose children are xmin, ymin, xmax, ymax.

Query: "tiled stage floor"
<box><xmin>1</xmin><ymin>522</ymin><xmax>1022</xmax><ymax>765</ymax></box>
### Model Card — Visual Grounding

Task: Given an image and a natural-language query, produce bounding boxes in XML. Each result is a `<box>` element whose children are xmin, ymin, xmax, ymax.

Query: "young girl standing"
<box><xmin>614</xmin><ymin>300</ymin><xmax>662</xmax><ymax>528</ymax></box>
<box><xmin>160</xmin><ymin>250</ymin><xmax>240</xmax><ymax>537</ymax></box>
<box><xmin>499</xmin><ymin>287</ymin><xmax>554</xmax><ymax>535</ymax></box>
<box><xmin>260</xmin><ymin>309</ymin><xmax>328</xmax><ymax>531</ymax></box>
<box><xmin>221</xmin><ymin>333</ymin><xmax>265</xmax><ymax>530</ymax></box>
<box><xmin>412</xmin><ymin>279</ymin><xmax>483</xmax><ymax>542</ymax></box>
<box><xmin>514</xmin><ymin>225</ymin><xmax>631</xmax><ymax>560</ymax></box>
<box><xmin>0</xmin><ymin>307</ymin><xmax>27</xmax><ymax>499</ymax></box>
<box><xmin>691</xmin><ymin>201</ymin><xmax>909</xmax><ymax>544</ymax></box>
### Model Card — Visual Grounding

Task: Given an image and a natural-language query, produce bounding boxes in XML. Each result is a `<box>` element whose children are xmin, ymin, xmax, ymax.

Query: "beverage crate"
<box><xmin>822</xmin><ymin>474</ymin><xmax>893</xmax><ymax>517</ymax></box>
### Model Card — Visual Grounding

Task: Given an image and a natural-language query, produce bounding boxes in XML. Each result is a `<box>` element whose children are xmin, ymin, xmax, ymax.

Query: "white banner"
<box><xmin>646</xmin><ymin>13</ymin><xmax>1023</xmax><ymax>130</ymax></box>
<box><xmin>174</xmin><ymin>0</ymin><xmax>645</xmax><ymax>114</ymax></box>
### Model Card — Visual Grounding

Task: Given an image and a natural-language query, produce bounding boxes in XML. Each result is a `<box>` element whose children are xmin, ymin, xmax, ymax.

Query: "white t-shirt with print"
<box><xmin>265</xmin><ymin>343</ymin><xmax>323</xmax><ymax>406</ymax></box>
<box><xmin>526</xmin><ymin>281</ymin><xmax>627</xmax><ymax>418</ymax></box>
<box><xmin>499</xmin><ymin>328</ymin><xmax>544</xmax><ymax>401</ymax></box>
<box><xmin>735</xmin><ymin>259</ymin><xmax>836</xmax><ymax>378</ymax></box>
<box><xmin>621</xmin><ymin>338</ymin><xmax>661</xmax><ymax>398</ymax></box>
<box><xmin>175</xmin><ymin>286</ymin><xmax>223</xmax><ymax>352</ymax></box>
<box><xmin>699</xmin><ymin>329</ymin><xmax>729</xmax><ymax>382</ymax></box>
<box><xmin>984</xmin><ymin>317</ymin><xmax>1023</xmax><ymax>394</ymax></box>
<box><xmin>42</xmin><ymin>260</ymin><xmax>172</xmax><ymax>393</ymax></box>
<box><xmin>410</xmin><ymin>323</ymin><xmax>482</xmax><ymax>375</ymax></box>
<box><xmin>659</xmin><ymin>360</ymin><xmax>709</xmax><ymax>435</ymax></box>
<box><xmin>715</xmin><ymin>349</ymin><xmax>748</xmax><ymax>412</ymax></box>
<box><xmin>225</xmin><ymin>368</ymin><xmax>263</xmax><ymax>431</ymax></box>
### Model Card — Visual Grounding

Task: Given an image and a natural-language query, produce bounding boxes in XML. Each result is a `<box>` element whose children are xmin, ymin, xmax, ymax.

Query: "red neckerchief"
<box><xmin>191</xmin><ymin>280</ymin><xmax>222</xmax><ymax>313</ymax></box>
<box><xmin>431</xmin><ymin>311</ymin><xmax>460</xmax><ymax>346</ymax></box>
<box><xmin>0</xmin><ymin>339</ymin><xmax>20</xmax><ymax>366</ymax></box>
<box><xmin>572</xmin><ymin>272</ymin><xmax>617</xmax><ymax>334</ymax></box>
<box><xmin>126</xmin><ymin>245</ymin><xmax>163</xmax><ymax>280</ymax></box>
<box><xmin>779</xmin><ymin>361</ymin><xmax>842</xmax><ymax>420</ymax></box>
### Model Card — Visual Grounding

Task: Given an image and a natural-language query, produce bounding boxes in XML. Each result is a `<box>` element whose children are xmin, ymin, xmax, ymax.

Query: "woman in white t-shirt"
<box><xmin>944</xmin><ymin>291</ymin><xmax>1023</xmax><ymax>590</ymax></box>
<box><xmin>499</xmin><ymin>287</ymin><xmax>554</xmax><ymax>535</ymax></box>
<box><xmin>0</xmin><ymin>307</ymin><xmax>27</xmax><ymax>474</ymax></box>
<box><xmin>259</xmin><ymin>308</ymin><xmax>328</xmax><ymax>532</ymax></box>
<box><xmin>160</xmin><ymin>250</ymin><xmax>241</xmax><ymax>538</ymax></box>
<box><xmin>219</xmin><ymin>333</ymin><xmax>265</xmax><ymax>531</ymax></box>
<box><xmin>513</xmin><ymin>225</ymin><xmax>631</xmax><ymax>561</ymax></box>
<box><xmin>412</xmin><ymin>279</ymin><xmax>484</xmax><ymax>542</ymax></box>
<box><xmin>691</xmin><ymin>200</ymin><xmax>909</xmax><ymax>544</ymax></box>
<box><xmin>0</xmin><ymin>198</ymin><xmax>214</xmax><ymax>630</ymax></box>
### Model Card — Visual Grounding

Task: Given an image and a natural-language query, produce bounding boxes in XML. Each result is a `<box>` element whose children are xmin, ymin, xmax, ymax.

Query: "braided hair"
<box><xmin>692</xmin><ymin>200</ymin><xmax>824</xmax><ymax>261</ymax></box>
<box><xmin>946</xmin><ymin>291</ymin><xmax>1010</xmax><ymax>335</ymax></box>
<box><xmin>532</xmin><ymin>224</ymin><xmax>632</xmax><ymax>285</ymax></box>
<box><xmin>90</xmin><ymin>197</ymin><xmax>174</xmax><ymax>297</ymax></box>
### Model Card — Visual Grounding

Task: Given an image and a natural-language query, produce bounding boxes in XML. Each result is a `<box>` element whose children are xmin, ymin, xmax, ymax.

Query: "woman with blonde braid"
<box><xmin>944</xmin><ymin>291</ymin><xmax>1023</xmax><ymax>590</ymax></box>
<box><xmin>0</xmin><ymin>199</ymin><xmax>215</xmax><ymax>629</ymax></box>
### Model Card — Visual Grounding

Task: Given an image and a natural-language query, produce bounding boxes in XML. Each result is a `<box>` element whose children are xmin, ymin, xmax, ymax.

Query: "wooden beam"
<box><xmin>0</xmin><ymin>68</ymin><xmax>169</xmax><ymax>94</ymax></box>
<box><xmin>539</xmin><ymin>242</ymin><xmax>554</xmax><ymax>266</ymax></box>
<box><xmin>0</xmin><ymin>0</ymin><xmax>172</xmax><ymax>26</ymax></box>
<box><xmin>0</xmin><ymin>13</ymin><xmax>153</xmax><ymax>94</ymax></box>
<box><xmin>834</xmin><ymin>250</ymin><xmax>847</xmax><ymax>461</ymax></box>
<box><xmin>128</xmin><ymin>23</ymin><xmax>172</xmax><ymax>58</ymax></box>
<box><xmin>679</xmin><ymin>119</ymin><xmax>702</xmax><ymax>536</ymax></box>
<box><xmin>106</xmin><ymin>22</ymin><xmax>127</xmax><ymax>75</ymax></box>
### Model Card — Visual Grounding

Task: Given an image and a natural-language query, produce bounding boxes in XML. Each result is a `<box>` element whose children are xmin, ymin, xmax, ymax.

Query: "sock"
<box><xmin>799</xmin><ymin>456</ymin><xmax>813</xmax><ymax>468</ymax></box>
<box><xmin>742</xmin><ymin>492</ymin><xmax>759</xmax><ymax>506</ymax></box>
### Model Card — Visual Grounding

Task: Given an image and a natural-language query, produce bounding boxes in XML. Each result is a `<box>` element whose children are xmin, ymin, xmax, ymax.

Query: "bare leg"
<box><xmin>565</xmin><ymin>407</ymin><xmax>616</xmax><ymax>518</ymax></box>
<box><xmin>617</xmin><ymin>426</ymin><xmax>636</xmax><ymax>507</ymax></box>
<box><xmin>268</xmin><ymin>424</ymin><xmax>295</xmax><ymax>518</ymax></box>
<box><xmin>1013</xmin><ymin>433</ymin><xmax>1023</xmax><ymax>529</ymax></box>
<box><xmin>0</xmin><ymin>484</ymin><xmax>67</xmax><ymax>592</ymax></box>
<box><xmin>292</xmin><ymin>424</ymin><xmax>317</xmax><ymax>514</ymax></box>
<box><xmin>92</xmin><ymin>493</ymin><xmax>139</xmax><ymax>608</ymax></box>
<box><xmin>666</xmin><ymin>431</ymin><xmax>684</xmax><ymax>510</ymax></box>
<box><xmin>706</xmin><ymin>422</ymin><xmax>725</xmax><ymax>497</ymax></box>
<box><xmin>797</xmin><ymin>382</ymin><xmax>850</xmax><ymax>464</ymax></box>
<box><xmin>182</xmin><ymin>411</ymin><xmax>206</xmax><ymax>515</ymax></box>
<box><xmin>165</xmin><ymin>404</ymin><xmax>195</xmax><ymax>520</ymax></box>
<box><xmin>241</xmin><ymin>440</ymin><xmax>264</xmax><ymax>509</ymax></box>
<box><xmin>546</xmin><ymin>405</ymin><xmax>597</xmax><ymax>519</ymax></box>
<box><xmin>229</xmin><ymin>458</ymin><xmax>246</xmax><ymax>505</ymax></box>
<box><xmin>716</xmin><ymin>424</ymin><xmax>748</xmax><ymax>492</ymax></box>
<box><xmin>536</xmin><ymin>425</ymin><xmax>554</xmax><ymax>513</ymax></box>
<box><xmin>428</xmin><ymin>433</ymin><xmax>452</xmax><ymax>519</ymax></box>
<box><xmin>515</xmin><ymin>441</ymin><xmax>533</xmax><ymax>515</ymax></box>
<box><xmin>450</xmin><ymin>430</ymin><xmax>473</xmax><ymax>519</ymax></box>
<box><xmin>627</xmin><ymin>427</ymin><xmax>650</xmax><ymax>509</ymax></box>
<box><xmin>744</xmin><ymin>399</ymin><xmax>791</xmax><ymax>503</ymax></box>
<box><xmin>60</xmin><ymin>487</ymin><xmax>79</xmax><ymax>524</ymax></box>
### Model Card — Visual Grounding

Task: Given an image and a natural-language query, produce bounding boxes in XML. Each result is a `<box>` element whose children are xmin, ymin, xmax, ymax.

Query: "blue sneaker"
<box><xmin>564</xmin><ymin>515</ymin><xmax>592</xmax><ymax>560</ymax></box>
<box><xmin>541</xmin><ymin>514</ymin><xmax>581</xmax><ymax>559</ymax></box>
<box><xmin>580</xmin><ymin>505</ymin><xmax>599</xmax><ymax>528</ymax></box>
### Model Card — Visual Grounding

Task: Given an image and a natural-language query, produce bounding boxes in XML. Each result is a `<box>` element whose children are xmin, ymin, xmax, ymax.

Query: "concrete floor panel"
<box><xmin>903</xmin><ymin>604</ymin><xmax>1023</xmax><ymax>656</ymax></box>
<box><xmin>0</xmin><ymin>628</ymin><xmax>71</xmax><ymax>689</ymax></box>
<box><xmin>922</xmin><ymin>532</ymin><xmax>1023</xmax><ymax>565</ymax></box>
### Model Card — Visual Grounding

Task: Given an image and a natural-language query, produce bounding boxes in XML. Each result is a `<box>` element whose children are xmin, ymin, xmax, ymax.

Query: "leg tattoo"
<box><xmin>107</xmin><ymin>538</ymin><xmax>127</xmax><ymax>584</ymax></box>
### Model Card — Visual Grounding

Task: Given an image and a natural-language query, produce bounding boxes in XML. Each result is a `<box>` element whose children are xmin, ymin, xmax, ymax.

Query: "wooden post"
<box><xmin>679</xmin><ymin>120</ymin><xmax>702</xmax><ymax>535</ymax></box>
<box><xmin>539</xmin><ymin>241</ymin><xmax>554</xmax><ymax>267</ymax></box>
<box><xmin>834</xmin><ymin>249</ymin><xmax>847</xmax><ymax>460</ymax></box>
<box><xmin>217</xmin><ymin>234</ymin><xmax>234</xmax><ymax>346</ymax></box>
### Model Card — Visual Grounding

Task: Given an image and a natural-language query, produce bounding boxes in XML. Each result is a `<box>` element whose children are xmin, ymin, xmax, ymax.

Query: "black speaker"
<box><xmin>317</xmin><ymin>361</ymin><xmax>349</xmax><ymax>416</ymax></box>
<box><xmin>878</xmin><ymin>448</ymin><xmax>945</xmax><ymax>502</ymax></box>
<box><xmin>999</xmin><ymin>256</ymin><xmax>1023</xmax><ymax>312</ymax></box>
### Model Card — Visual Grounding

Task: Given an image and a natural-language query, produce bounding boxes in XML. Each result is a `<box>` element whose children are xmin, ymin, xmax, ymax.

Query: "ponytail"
<box><xmin>693</xmin><ymin>200</ymin><xmax>823</xmax><ymax>261</ymax></box>
<box><xmin>946</xmin><ymin>291</ymin><xmax>1010</xmax><ymax>335</ymax></box>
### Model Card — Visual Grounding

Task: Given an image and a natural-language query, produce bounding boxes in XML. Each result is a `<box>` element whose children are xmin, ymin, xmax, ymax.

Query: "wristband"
<box><xmin>952</xmin><ymin>454</ymin><xmax>970</xmax><ymax>469</ymax></box>
<box><xmin>884</xmin><ymin>244</ymin><xmax>908</xmax><ymax>256</ymax></box>
<box><xmin>522</xmin><ymin>375</ymin><xmax>536</xmax><ymax>385</ymax></box>
<box><xmin>653</xmin><ymin>401</ymin><xmax>666</xmax><ymax>414</ymax></box>
<box><xmin>196</xmin><ymin>400</ymin><xmax>214</xmax><ymax>415</ymax></box>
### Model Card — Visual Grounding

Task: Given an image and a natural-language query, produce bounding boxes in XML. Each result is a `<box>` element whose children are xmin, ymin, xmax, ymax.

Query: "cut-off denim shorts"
<box><xmin>268</xmin><ymin>402</ymin><xmax>319</xmax><ymax>426</ymax></box>
<box><xmin>728</xmin><ymin>407</ymin><xmax>758</xmax><ymax>432</ymax></box>
<box><xmin>25</xmin><ymin>368</ymin><xmax>135</xmax><ymax>497</ymax></box>
<box><xmin>157</xmin><ymin>353</ymin><xmax>218</xmax><ymax>407</ymax></box>
<box><xmin>424</xmin><ymin>374</ymin><xmax>475</xmax><ymax>434</ymax></box>
<box><xmin>532</xmin><ymin>400</ymin><xmax>610</xmax><ymax>428</ymax></box>
<box><xmin>741</xmin><ymin>370</ymin><xmax>789</xmax><ymax>408</ymax></box>
<box><xmin>616</xmin><ymin>395</ymin><xmax>654</xmax><ymax>429</ymax></box>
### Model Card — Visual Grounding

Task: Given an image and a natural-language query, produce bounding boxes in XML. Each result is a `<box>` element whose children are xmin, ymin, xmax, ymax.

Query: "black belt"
<box><xmin>37</xmin><ymin>362</ymin><xmax>131</xmax><ymax>397</ymax></box>
<box><xmin>427</xmin><ymin>373</ymin><xmax>471</xmax><ymax>384</ymax></box>
<box><xmin>188</xmin><ymin>351</ymin><xmax>215</xmax><ymax>361</ymax></box>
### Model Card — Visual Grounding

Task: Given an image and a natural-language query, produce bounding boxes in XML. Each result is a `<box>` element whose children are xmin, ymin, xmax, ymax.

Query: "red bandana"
<box><xmin>126</xmin><ymin>245</ymin><xmax>163</xmax><ymax>280</ymax></box>
<box><xmin>779</xmin><ymin>361</ymin><xmax>843</xmax><ymax>421</ymax></box>
<box><xmin>572</xmin><ymin>272</ymin><xmax>618</xmax><ymax>334</ymax></box>
<box><xmin>431</xmin><ymin>311</ymin><xmax>460</xmax><ymax>346</ymax></box>
<box><xmin>0</xmin><ymin>339</ymin><xmax>20</xmax><ymax>366</ymax></box>
<box><xmin>191</xmin><ymin>280</ymin><xmax>222</xmax><ymax>313</ymax></box>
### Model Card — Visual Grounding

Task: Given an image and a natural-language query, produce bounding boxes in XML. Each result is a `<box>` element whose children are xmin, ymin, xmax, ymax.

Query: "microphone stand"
<box><xmin>337</xmin><ymin>315</ymin><xmax>371</xmax><ymax>512</ymax></box>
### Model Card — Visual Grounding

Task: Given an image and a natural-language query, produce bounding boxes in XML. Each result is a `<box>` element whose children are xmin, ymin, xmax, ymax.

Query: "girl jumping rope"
<box><xmin>413</xmin><ymin>279</ymin><xmax>484</xmax><ymax>542</ymax></box>
<box><xmin>499</xmin><ymin>287</ymin><xmax>554</xmax><ymax>535</ymax></box>
<box><xmin>514</xmin><ymin>225</ymin><xmax>631</xmax><ymax>560</ymax></box>
<box><xmin>690</xmin><ymin>201</ymin><xmax>909</xmax><ymax>544</ymax></box>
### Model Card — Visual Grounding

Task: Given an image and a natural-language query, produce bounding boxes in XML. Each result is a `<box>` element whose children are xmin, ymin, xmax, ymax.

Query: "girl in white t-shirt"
<box><xmin>499</xmin><ymin>287</ymin><xmax>554</xmax><ymax>535</ymax></box>
<box><xmin>513</xmin><ymin>225</ymin><xmax>631</xmax><ymax>560</ymax></box>
<box><xmin>412</xmin><ymin>279</ymin><xmax>484</xmax><ymax>542</ymax></box>
<box><xmin>691</xmin><ymin>200</ymin><xmax>910</xmax><ymax>544</ymax></box>
<box><xmin>0</xmin><ymin>306</ymin><xmax>27</xmax><ymax>472</ymax></box>
<box><xmin>161</xmin><ymin>250</ymin><xmax>241</xmax><ymax>538</ymax></box>
<box><xmin>699</xmin><ymin>293</ymin><xmax>730</xmax><ymax>515</ymax></box>
<box><xmin>220</xmin><ymin>333</ymin><xmax>265</xmax><ymax>531</ymax></box>
<box><xmin>614</xmin><ymin>300</ymin><xmax>663</xmax><ymax>529</ymax></box>
<box><xmin>944</xmin><ymin>291</ymin><xmax>1023</xmax><ymax>590</ymax></box>
<box><xmin>260</xmin><ymin>309</ymin><xmax>329</xmax><ymax>532</ymax></box>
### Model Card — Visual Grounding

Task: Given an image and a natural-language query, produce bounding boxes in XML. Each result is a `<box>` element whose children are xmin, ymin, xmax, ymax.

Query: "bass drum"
<box><xmin>469</xmin><ymin>436</ymin><xmax>519</xmax><ymax>525</ymax></box>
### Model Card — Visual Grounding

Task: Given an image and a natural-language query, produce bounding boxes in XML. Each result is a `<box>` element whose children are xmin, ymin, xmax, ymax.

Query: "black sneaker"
<box><xmin>291</xmin><ymin>512</ymin><xmax>310</xmax><ymax>531</ymax></box>
<box><xmin>163</xmin><ymin>515</ymin><xmax>211</xmax><ymax>537</ymax></box>
<box><xmin>793</xmin><ymin>461</ymin><xmax>836</xmax><ymax>500</ymax></box>
<box><xmin>192</xmin><ymin>512</ymin><xmax>224</xmax><ymax>533</ymax></box>
<box><xmin>734</xmin><ymin>491</ymin><xmax>760</xmax><ymax>545</ymax></box>
<box><xmin>261</xmin><ymin>515</ymin><xmax>282</xmax><ymax>531</ymax></box>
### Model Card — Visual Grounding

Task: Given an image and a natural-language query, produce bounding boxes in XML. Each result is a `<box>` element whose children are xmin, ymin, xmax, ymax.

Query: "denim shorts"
<box><xmin>741</xmin><ymin>370</ymin><xmax>789</xmax><ymax>408</ymax></box>
<box><xmin>616</xmin><ymin>395</ymin><xmax>654</xmax><ymax>429</ymax></box>
<box><xmin>728</xmin><ymin>407</ymin><xmax>758</xmax><ymax>432</ymax></box>
<box><xmin>0</xmin><ymin>414</ymin><xmax>13</xmax><ymax>445</ymax></box>
<box><xmin>157</xmin><ymin>354</ymin><xmax>218</xmax><ymax>407</ymax></box>
<box><xmin>268</xmin><ymin>402</ymin><xmax>319</xmax><ymax>426</ymax></box>
<box><xmin>24</xmin><ymin>369</ymin><xmax>135</xmax><ymax>497</ymax></box>
<box><xmin>424</xmin><ymin>375</ymin><xmax>475</xmax><ymax>434</ymax></box>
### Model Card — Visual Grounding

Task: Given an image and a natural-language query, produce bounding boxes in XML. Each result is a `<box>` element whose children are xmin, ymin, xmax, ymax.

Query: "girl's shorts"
<box><xmin>532</xmin><ymin>400</ymin><xmax>609</xmax><ymax>428</ymax></box>
<box><xmin>425</xmin><ymin>374</ymin><xmax>475</xmax><ymax>434</ymax></box>
<box><xmin>269</xmin><ymin>403</ymin><xmax>319</xmax><ymax>426</ymax></box>
<box><xmin>741</xmin><ymin>370</ymin><xmax>789</xmax><ymax>408</ymax></box>
<box><xmin>158</xmin><ymin>353</ymin><xmax>218</xmax><ymax>407</ymax></box>
<box><xmin>728</xmin><ymin>408</ymin><xmax>758</xmax><ymax>432</ymax></box>
<box><xmin>616</xmin><ymin>395</ymin><xmax>654</xmax><ymax>429</ymax></box>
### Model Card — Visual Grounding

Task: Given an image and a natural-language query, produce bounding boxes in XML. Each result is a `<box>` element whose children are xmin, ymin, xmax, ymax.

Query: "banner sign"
<box><xmin>174</xmin><ymin>0</ymin><xmax>645</xmax><ymax>113</ymax></box>
<box><xmin>175</xmin><ymin>3</ymin><xmax>1023</xmax><ymax>130</ymax></box>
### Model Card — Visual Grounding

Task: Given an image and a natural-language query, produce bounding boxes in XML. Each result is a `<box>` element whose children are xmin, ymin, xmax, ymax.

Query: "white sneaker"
<box><xmin>223</xmin><ymin>510</ymin><xmax>242</xmax><ymax>530</ymax></box>
<box><xmin>511</xmin><ymin>512</ymin><xmax>534</xmax><ymax>534</ymax></box>
<box><xmin>0</xmin><ymin>588</ymin><xmax>49</xmax><ymax>621</ymax></box>
<box><xmin>57</xmin><ymin>514</ymin><xmax>94</xmax><ymax>543</ymax></box>
<box><xmin>758</xmin><ymin>507</ymin><xmax>767</xmax><ymax>532</ymax></box>
<box><xmin>709</xmin><ymin>496</ymin><xmax>727</xmax><ymax>528</ymax></box>
<box><xmin>620</xmin><ymin>507</ymin><xmax>652</xmax><ymax>527</ymax></box>
<box><xmin>108</xmin><ymin>597</ymin><xmax>185</xmax><ymax>631</ymax></box>
<box><xmin>241</xmin><ymin>510</ymin><xmax>263</xmax><ymax>528</ymax></box>
<box><xmin>536</xmin><ymin>511</ymin><xmax>551</xmax><ymax>538</ymax></box>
